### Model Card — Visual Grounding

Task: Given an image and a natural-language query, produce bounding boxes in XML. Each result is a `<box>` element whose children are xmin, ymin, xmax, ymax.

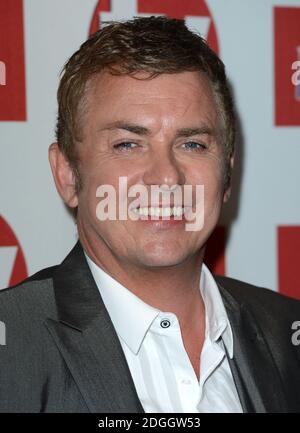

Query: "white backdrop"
<box><xmin>1</xmin><ymin>0</ymin><xmax>300</xmax><ymax>297</ymax></box>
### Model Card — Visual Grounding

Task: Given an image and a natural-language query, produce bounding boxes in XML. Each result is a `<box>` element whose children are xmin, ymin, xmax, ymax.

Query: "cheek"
<box><xmin>77</xmin><ymin>162</ymin><xmax>111</xmax><ymax>223</ymax></box>
<box><xmin>187</xmin><ymin>159</ymin><xmax>225</xmax><ymax>215</ymax></box>
<box><xmin>188</xmin><ymin>157</ymin><xmax>225</xmax><ymax>191</ymax></box>
<box><xmin>78</xmin><ymin>160</ymin><xmax>140</xmax><ymax>224</ymax></box>
<box><xmin>80</xmin><ymin>151</ymin><xmax>121</xmax><ymax>192</ymax></box>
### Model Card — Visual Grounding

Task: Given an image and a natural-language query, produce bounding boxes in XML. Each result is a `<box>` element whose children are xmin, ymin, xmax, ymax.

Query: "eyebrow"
<box><xmin>175</xmin><ymin>126</ymin><xmax>214</xmax><ymax>138</ymax></box>
<box><xmin>99</xmin><ymin>121</ymin><xmax>214</xmax><ymax>138</ymax></box>
<box><xmin>100</xmin><ymin>121</ymin><xmax>149</xmax><ymax>135</ymax></box>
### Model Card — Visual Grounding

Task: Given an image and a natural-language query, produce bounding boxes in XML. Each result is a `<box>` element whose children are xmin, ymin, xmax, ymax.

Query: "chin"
<box><xmin>135</xmin><ymin>249</ymin><xmax>189</xmax><ymax>269</ymax></box>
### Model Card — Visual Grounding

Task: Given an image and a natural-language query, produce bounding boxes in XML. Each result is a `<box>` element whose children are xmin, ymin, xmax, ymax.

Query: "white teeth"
<box><xmin>162</xmin><ymin>208</ymin><xmax>171</xmax><ymax>217</ymax></box>
<box><xmin>132</xmin><ymin>207</ymin><xmax>185</xmax><ymax>217</ymax></box>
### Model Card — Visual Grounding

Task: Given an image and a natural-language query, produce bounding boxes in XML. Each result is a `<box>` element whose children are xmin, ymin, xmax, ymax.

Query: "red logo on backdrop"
<box><xmin>0</xmin><ymin>216</ymin><xmax>27</xmax><ymax>289</ymax></box>
<box><xmin>0</xmin><ymin>0</ymin><xmax>26</xmax><ymax>121</ymax></box>
<box><xmin>274</xmin><ymin>7</ymin><xmax>300</xmax><ymax>126</ymax></box>
<box><xmin>89</xmin><ymin>0</ymin><xmax>219</xmax><ymax>54</ymax></box>
<box><xmin>278</xmin><ymin>226</ymin><xmax>300</xmax><ymax>300</ymax></box>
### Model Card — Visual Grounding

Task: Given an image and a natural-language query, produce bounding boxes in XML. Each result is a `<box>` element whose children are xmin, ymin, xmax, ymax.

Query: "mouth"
<box><xmin>131</xmin><ymin>206</ymin><xmax>186</xmax><ymax>218</ymax></box>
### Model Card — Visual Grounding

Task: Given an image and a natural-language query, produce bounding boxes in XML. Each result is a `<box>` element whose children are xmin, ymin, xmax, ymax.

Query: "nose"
<box><xmin>142</xmin><ymin>146</ymin><xmax>186</xmax><ymax>188</ymax></box>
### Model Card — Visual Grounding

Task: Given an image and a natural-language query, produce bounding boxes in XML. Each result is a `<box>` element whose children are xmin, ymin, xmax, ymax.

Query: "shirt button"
<box><xmin>160</xmin><ymin>319</ymin><xmax>171</xmax><ymax>328</ymax></box>
<box><xmin>181</xmin><ymin>379</ymin><xmax>191</xmax><ymax>385</ymax></box>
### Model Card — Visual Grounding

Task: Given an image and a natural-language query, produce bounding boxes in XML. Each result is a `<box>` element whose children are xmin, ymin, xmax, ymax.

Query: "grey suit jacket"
<box><xmin>0</xmin><ymin>241</ymin><xmax>300</xmax><ymax>413</ymax></box>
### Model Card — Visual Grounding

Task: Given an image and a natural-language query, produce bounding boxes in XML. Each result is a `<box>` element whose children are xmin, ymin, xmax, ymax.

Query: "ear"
<box><xmin>223</xmin><ymin>154</ymin><xmax>235</xmax><ymax>203</ymax></box>
<box><xmin>48</xmin><ymin>143</ymin><xmax>78</xmax><ymax>208</ymax></box>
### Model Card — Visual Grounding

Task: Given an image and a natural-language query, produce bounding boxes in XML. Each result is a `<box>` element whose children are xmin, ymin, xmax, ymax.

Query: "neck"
<box><xmin>78</xmin><ymin>224</ymin><xmax>206</xmax><ymax>330</ymax></box>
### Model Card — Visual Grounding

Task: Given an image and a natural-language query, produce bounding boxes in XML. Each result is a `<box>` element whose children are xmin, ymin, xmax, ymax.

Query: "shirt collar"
<box><xmin>200</xmin><ymin>263</ymin><xmax>234</xmax><ymax>358</ymax></box>
<box><xmin>85</xmin><ymin>252</ymin><xmax>233</xmax><ymax>358</ymax></box>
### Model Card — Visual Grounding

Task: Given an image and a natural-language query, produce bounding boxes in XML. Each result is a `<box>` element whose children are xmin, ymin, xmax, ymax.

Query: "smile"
<box><xmin>132</xmin><ymin>206</ymin><xmax>185</xmax><ymax>217</ymax></box>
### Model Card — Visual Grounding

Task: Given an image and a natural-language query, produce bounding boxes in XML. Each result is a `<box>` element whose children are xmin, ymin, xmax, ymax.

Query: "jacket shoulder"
<box><xmin>1</xmin><ymin>264</ymin><xmax>58</xmax><ymax>293</ymax></box>
<box><xmin>215</xmin><ymin>274</ymin><xmax>300</xmax><ymax>316</ymax></box>
<box><xmin>0</xmin><ymin>265</ymin><xmax>59</xmax><ymax>322</ymax></box>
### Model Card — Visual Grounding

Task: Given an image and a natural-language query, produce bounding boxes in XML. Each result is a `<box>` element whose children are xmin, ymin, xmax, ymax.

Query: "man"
<box><xmin>0</xmin><ymin>16</ymin><xmax>300</xmax><ymax>413</ymax></box>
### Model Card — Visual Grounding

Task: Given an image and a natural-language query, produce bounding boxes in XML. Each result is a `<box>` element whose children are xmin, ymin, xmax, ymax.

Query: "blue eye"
<box><xmin>183</xmin><ymin>141</ymin><xmax>206</xmax><ymax>151</ymax></box>
<box><xmin>113</xmin><ymin>142</ymin><xmax>137</xmax><ymax>150</ymax></box>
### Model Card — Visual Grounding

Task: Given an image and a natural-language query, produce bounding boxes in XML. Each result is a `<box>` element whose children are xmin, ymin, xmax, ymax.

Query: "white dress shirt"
<box><xmin>85</xmin><ymin>253</ymin><xmax>243</xmax><ymax>413</ymax></box>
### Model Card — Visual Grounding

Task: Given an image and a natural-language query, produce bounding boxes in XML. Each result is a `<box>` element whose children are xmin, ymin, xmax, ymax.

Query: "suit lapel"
<box><xmin>44</xmin><ymin>241</ymin><xmax>144</xmax><ymax>413</ymax></box>
<box><xmin>217</xmin><ymin>281</ymin><xmax>289</xmax><ymax>413</ymax></box>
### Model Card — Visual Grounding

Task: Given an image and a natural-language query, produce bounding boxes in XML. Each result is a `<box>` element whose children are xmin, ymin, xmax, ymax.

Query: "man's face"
<box><xmin>74</xmin><ymin>70</ymin><xmax>229</xmax><ymax>269</ymax></box>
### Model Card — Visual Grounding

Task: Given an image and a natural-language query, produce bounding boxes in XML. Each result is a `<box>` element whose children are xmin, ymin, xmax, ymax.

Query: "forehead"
<box><xmin>84</xmin><ymin>70</ymin><xmax>219</xmax><ymax>129</ymax></box>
